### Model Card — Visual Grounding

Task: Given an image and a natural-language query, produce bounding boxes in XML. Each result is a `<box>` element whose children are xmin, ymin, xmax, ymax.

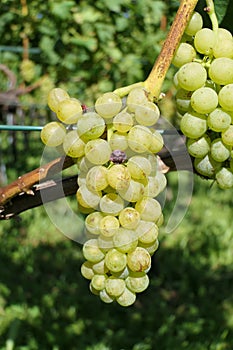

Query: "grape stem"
<box><xmin>205</xmin><ymin>0</ymin><xmax>218</xmax><ymax>32</ymax></box>
<box><xmin>144</xmin><ymin>0</ymin><xmax>199</xmax><ymax>100</ymax></box>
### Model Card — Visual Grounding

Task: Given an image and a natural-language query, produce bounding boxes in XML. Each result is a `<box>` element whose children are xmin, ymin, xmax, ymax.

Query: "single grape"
<box><xmin>105</xmin><ymin>277</ymin><xmax>125</xmax><ymax>297</ymax></box>
<box><xmin>91</xmin><ymin>274</ymin><xmax>107</xmax><ymax>291</ymax></box>
<box><xmin>99</xmin><ymin>215</ymin><xmax>120</xmax><ymax>237</ymax></box>
<box><xmin>134</xmin><ymin>101</ymin><xmax>160</xmax><ymax>126</ymax></box>
<box><xmin>221</xmin><ymin>125</ymin><xmax>233</xmax><ymax>146</ymax></box>
<box><xmin>194</xmin><ymin>154</ymin><xmax>221</xmax><ymax>178</ymax></box>
<box><xmin>191</xmin><ymin>87</ymin><xmax>218</xmax><ymax>114</ymax></box>
<box><xmin>172</xmin><ymin>43</ymin><xmax>196</xmax><ymax>68</ymax></box>
<box><xmin>118</xmin><ymin>179</ymin><xmax>144</xmax><ymax>202</ymax></box>
<box><xmin>83</xmin><ymin>239</ymin><xmax>105</xmax><ymax>263</ymax></box>
<box><xmin>127</xmin><ymin>247</ymin><xmax>151</xmax><ymax>272</ymax></box>
<box><xmin>126</xmin><ymin>87</ymin><xmax>148</xmax><ymax>113</ymax></box>
<box><xmin>180</xmin><ymin>111</ymin><xmax>207</xmax><ymax>138</ymax></box>
<box><xmin>217</xmin><ymin>28</ymin><xmax>233</xmax><ymax>41</ymax></box>
<box><xmin>85</xmin><ymin>211</ymin><xmax>104</xmax><ymax>235</ymax></box>
<box><xmin>207</xmin><ymin>108</ymin><xmax>232</xmax><ymax>132</ymax></box>
<box><xmin>47</xmin><ymin>88</ymin><xmax>70</xmax><ymax>113</ymax></box>
<box><xmin>138</xmin><ymin>239</ymin><xmax>159</xmax><ymax>255</ymax></box>
<box><xmin>85</xmin><ymin>139</ymin><xmax>112</xmax><ymax>165</ymax></box>
<box><xmin>128</xmin><ymin>125</ymin><xmax>152</xmax><ymax>153</ymax></box>
<box><xmin>107</xmin><ymin>164</ymin><xmax>131</xmax><ymax>191</ymax></box>
<box><xmin>194</xmin><ymin>28</ymin><xmax>216</xmax><ymax>55</ymax></box>
<box><xmin>218</xmin><ymin>84</ymin><xmax>233</xmax><ymax>111</ymax></box>
<box><xmin>99</xmin><ymin>193</ymin><xmax>125</xmax><ymax>216</ymax></box>
<box><xmin>77</xmin><ymin>112</ymin><xmax>105</xmax><ymax>139</ymax></box>
<box><xmin>185</xmin><ymin>11</ymin><xmax>203</xmax><ymax>36</ymax></box>
<box><xmin>77</xmin><ymin>156</ymin><xmax>93</xmax><ymax>173</ymax></box>
<box><xmin>113</xmin><ymin>111</ymin><xmax>134</xmax><ymax>133</ymax></box>
<box><xmin>81</xmin><ymin>261</ymin><xmax>94</xmax><ymax>280</ymax></box>
<box><xmin>216</xmin><ymin>167</ymin><xmax>233</xmax><ymax>189</ymax></box>
<box><xmin>118</xmin><ymin>207</ymin><xmax>140</xmax><ymax>229</ymax></box>
<box><xmin>116</xmin><ymin>287</ymin><xmax>136</xmax><ymax>307</ymax></box>
<box><xmin>126</xmin><ymin>272</ymin><xmax>150</xmax><ymax>293</ymax></box>
<box><xmin>95</xmin><ymin>92</ymin><xmax>122</xmax><ymax>119</ymax></box>
<box><xmin>210</xmin><ymin>138</ymin><xmax>231</xmax><ymax>162</ymax></box>
<box><xmin>89</xmin><ymin>283</ymin><xmax>99</xmax><ymax>296</ymax></box>
<box><xmin>63</xmin><ymin>130</ymin><xmax>86</xmax><ymax>158</ymax></box>
<box><xmin>40</xmin><ymin>121</ymin><xmax>66</xmax><ymax>147</ymax></box>
<box><xmin>175</xmin><ymin>89</ymin><xmax>192</xmax><ymax>114</ymax></box>
<box><xmin>136</xmin><ymin>221</ymin><xmax>159</xmax><ymax>245</ymax></box>
<box><xmin>135</xmin><ymin>197</ymin><xmax>162</xmax><ymax>222</ymax></box>
<box><xmin>92</xmin><ymin>259</ymin><xmax>109</xmax><ymax>275</ymax></box>
<box><xmin>177</xmin><ymin>62</ymin><xmax>207</xmax><ymax>91</ymax></box>
<box><xmin>105</xmin><ymin>248</ymin><xmax>127</xmax><ymax>273</ymax></box>
<box><xmin>99</xmin><ymin>289</ymin><xmax>114</xmax><ymax>303</ymax></box>
<box><xmin>113</xmin><ymin>227</ymin><xmax>138</xmax><ymax>253</ymax></box>
<box><xmin>76</xmin><ymin>185</ymin><xmax>101</xmax><ymax>209</ymax></box>
<box><xmin>127</xmin><ymin>156</ymin><xmax>152</xmax><ymax>180</ymax></box>
<box><xmin>187</xmin><ymin>135</ymin><xmax>211</xmax><ymax>158</ymax></box>
<box><xmin>144</xmin><ymin>172</ymin><xmax>167</xmax><ymax>197</ymax></box>
<box><xmin>213</xmin><ymin>38</ymin><xmax>233</xmax><ymax>58</ymax></box>
<box><xmin>57</xmin><ymin>98</ymin><xmax>83</xmax><ymax>124</ymax></box>
<box><xmin>86</xmin><ymin>165</ymin><xmax>108</xmax><ymax>192</ymax></box>
<box><xmin>97</xmin><ymin>235</ymin><xmax>114</xmax><ymax>252</ymax></box>
<box><xmin>109</xmin><ymin>132</ymin><xmax>128</xmax><ymax>151</ymax></box>
<box><xmin>209</xmin><ymin>59</ymin><xmax>233</xmax><ymax>85</ymax></box>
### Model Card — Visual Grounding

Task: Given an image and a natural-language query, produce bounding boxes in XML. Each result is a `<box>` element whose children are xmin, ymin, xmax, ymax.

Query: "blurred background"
<box><xmin>0</xmin><ymin>0</ymin><xmax>233</xmax><ymax>349</ymax></box>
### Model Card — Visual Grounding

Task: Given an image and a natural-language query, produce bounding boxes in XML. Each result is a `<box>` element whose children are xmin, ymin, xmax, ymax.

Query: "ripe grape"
<box><xmin>113</xmin><ymin>111</ymin><xmax>134</xmax><ymax>133</ymax></box>
<box><xmin>218</xmin><ymin>84</ymin><xmax>233</xmax><ymax>111</ymax></box>
<box><xmin>136</xmin><ymin>221</ymin><xmax>159</xmax><ymax>245</ymax></box>
<box><xmin>40</xmin><ymin>121</ymin><xmax>66</xmax><ymax>147</ymax></box>
<box><xmin>47</xmin><ymin>88</ymin><xmax>70</xmax><ymax>113</ymax></box>
<box><xmin>194</xmin><ymin>155</ymin><xmax>221</xmax><ymax>178</ymax></box>
<box><xmin>194</xmin><ymin>28</ymin><xmax>216</xmax><ymax>55</ymax></box>
<box><xmin>116</xmin><ymin>287</ymin><xmax>136</xmax><ymax>307</ymax></box>
<box><xmin>105</xmin><ymin>277</ymin><xmax>125</xmax><ymax>297</ymax></box>
<box><xmin>134</xmin><ymin>101</ymin><xmax>160</xmax><ymax>126</ymax></box>
<box><xmin>99</xmin><ymin>215</ymin><xmax>120</xmax><ymax>237</ymax></box>
<box><xmin>207</xmin><ymin>108</ymin><xmax>231</xmax><ymax>132</ymax></box>
<box><xmin>81</xmin><ymin>261</ymin><xmax>94</xmax><ymax>280</ymax></box>
<box><xmin>187</xmin><ymin>135</ymin><xmax>211</xmax><ymax>158</ymax></box>
<box><xmin>113</xmin><ymin>228</ymin><xmax>138</xmax><ymax>253</ymax></box>
<box><xmin>118</xmin><ymin>207</ymin><xmax>141</xmax><ymax>229</ymax></box>
<box><xmin>105</xmin><ymin>249</ymin><xmax>127</xmax><ymax>273</ymax></box>
<box><xmin>128</xmin><ymin>125</ymin><xmax>152</xmax><ymax>153</ymax></box>
<box><xmin>76</xmin><ymin>185</ymin><xmax>101</xmax><ymax>209</ymax></box>
<box><xmin>85</xmin><ymin>212</ymin><xmax>104</xmax><ymax>235</ymax></box>
<box><xmin>118</xmin><ymin>179</ymin><xmax>145</xmax><ymax>202</ymax></box>
<box><xmin>95</xmin><ymin>92</ymin><xmax>122</xmax><ymax>119</ymax></box>
<box><xmin>83</xmin><ymin>239</ymin><xmax>105</xmax><ymax>263</ymax></box>
<box><xmin>221</xmin><ymin>125</ymin><xmax>233</xmax><ymax>146</ymax></box>
<box><xmin>107</xmin><ymin>164</ymin><xmax>131</xmax><ymax>191</ymax></box>
<box><xmin>172</xmin><ymin>43</ymin><xmax>196</xmax><ymax>68</ymax></box>
<box><xmin>209</xmin><ymin>59</ymin><xmax>233</xmax><ymax>85</ymax></box>
<box><xmin>77</xmin><ymin>112</ymin><xmax>105</xmax><ymax>139</ymax></box>
<box><xmin>216</xmin><ymin>167</ymin><xmax>233</xmax><ymax>189</ymax></box>
<box><xmin>126</xmin><ymin>87</ymin><xmax>148</xmax><ymax>113</ymax></box>
<box><xmin>91</xmin><ymin>274</ymin><xmax>107</xmax><ymax>291</ymax></box>
<box><xmin>85</xmin><ymin>139</ymin><xmax>112</xmax><ymax>165</ymax></box>
<box><xmin>127</xmin><ymin>247</ymin><xmax>151</xmax><ymax>272</ymax></box>
<box><xmin>177</xmin><ymin>62</ymin><xmax>207</xmax><ymax>91</ymax></box>
<box><xmin>180</xmin><ymin>111</ymin><xmax>207</xmax><ymax>139</ymax></box>
<box><xmin>109</xmin><ymin>132</ymin><xmax>128</xmax><ymax>151</ymax></box>
<box><xmin>190</xmin><ymin>87</ymin><xmax>218</xmax><ymax>114</ymax></box>
<box><xmin>126</xmin><ymin>272</ymin><xmax>149</xmax><ymax>293</ymax></box>
<box><xmin>135</xmin><ymin>197</ymin><xmax>162</xmax><ymax>222</ymax></box>
<box><xmin>63</xmin><ymin>130</ymin><xmax>85</xmax><ymax>158</ymax></box>
<box><xmin>99</xmin><ymin>193</ymin><xmax>125</xmax><ymax>216</ymax></box>
<box><xmin>185</xmin><ymin>11</ymin><xmax>203</xmax><ymax>36</ymax></box>
<box><xmin>86</xmin><ymin>165</ymin><xmax>108</xmax><ymax>192</ymax></box>
<box><xmin>210</xmin><ymin>139</ymin><xmax>231</xmax><ymax>162</ymax></box>
<box><xmin>57</xmin><ymin>98</ymin><xmax>83</xmax><ymax>124</ymax></box>
<box><xmin>127</xmin><ymin>156</ymin><xmax>152</xmax><ymax>180</ymax></box>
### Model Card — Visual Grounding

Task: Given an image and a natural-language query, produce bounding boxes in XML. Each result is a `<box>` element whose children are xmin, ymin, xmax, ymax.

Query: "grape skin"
<box><xmin>177</xmin><ymin>62</ymin><xmax>207</xmax><ymax>91</ymax></box>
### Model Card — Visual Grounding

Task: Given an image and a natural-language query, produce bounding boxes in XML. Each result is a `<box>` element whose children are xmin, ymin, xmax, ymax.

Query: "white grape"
<box><xmin>95</xmin><ymin>92</ymin><xmax>122</xmax><ymax>119</ymax></box>
<box><xmin>177</xmin><ymin>62</ymin><xmax>207</xmax><ymax>91</ymax></box>
<box><xmin>40</xmin><ymin>121</ymin><xmax>66</xmax><ymax>147</ymax></box>
<box><xmin>85</xmin><ymin>139</ymin><xmax>112</xmax><ymax>165</ymax></box>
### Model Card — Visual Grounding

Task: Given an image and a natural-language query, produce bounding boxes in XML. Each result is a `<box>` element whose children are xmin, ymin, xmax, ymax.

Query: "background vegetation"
<box><xmin>0</xmin><ymin>0</ymin><xmax>233</xmax><ymax>349</ymax></box>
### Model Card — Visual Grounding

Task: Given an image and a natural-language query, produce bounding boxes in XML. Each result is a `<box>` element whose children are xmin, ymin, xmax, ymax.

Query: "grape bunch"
<box><xmin>40</xmin><ymin>86</ymin><xmax>167</xmax><ymax>306</ymax></box>
<box><xmin>173</xmin><ymin>11</ymin><xmax>233</xmax><ymax>189</ymax></box>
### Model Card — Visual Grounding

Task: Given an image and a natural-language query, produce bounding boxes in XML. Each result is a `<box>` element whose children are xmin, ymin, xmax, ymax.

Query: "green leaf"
<box><xmin>220</xmin><ymin>0</ymin><xmax>233</xmax><ymax>33</ymax></box>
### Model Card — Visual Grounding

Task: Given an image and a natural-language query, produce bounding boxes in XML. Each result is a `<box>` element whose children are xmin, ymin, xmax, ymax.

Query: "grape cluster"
<box><xmin>173</xmin><ymin>11</ymin><xmax>233</xmax><ymax>189</ymax></box>
<box><xmin>41</xmin><ymin>87</ymin><xmax>166</xmax><ymax>306</ymax></box>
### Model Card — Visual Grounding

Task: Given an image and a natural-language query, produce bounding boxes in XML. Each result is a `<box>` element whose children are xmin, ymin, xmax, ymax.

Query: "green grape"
<box><xmin>185</xmin><ymin>11</ymin><xmax>203</xmax><ymax>36</ymax></box>
<box><xmin>83</xmin><ymin>239</ymin><xmax>105</xmax><ymax>263</ymax></box>
<box><xmin>113</xmin><ymin>227</ymin><xmax>138</xmax><ymax>253</ymax></box>
<box><xmin>177</xmin><ymin>62</ymin><xmax>207</xmax><ymax>91</ymax></box>
<box><xmin>175</xmin><ymin>89</ymin><xmax>192</xmax><ymax>114</ymax></box>
<box><xmin>86</xmin><ymin>166</ymin><xmax>108</xmax><ymax>192</ymax></box>
<box><xmin>126</xmin><ymin>272</ymin><xmax>149</xmax><ymax>293</ymax></box>
<box><xmin>105</xmin><ymin>277</ymin><xmax>125</xmax><ymax>297</ymax></box>
<box><xmin>118</xmin><ymin>207</ymin><xmax>140</xmax><ymax>229</ymax></box>
<box><xmin>77</xmin><ymin>172</ymin><xmax>87</xmax><ymax>187</ymax></box>
<box><xmin>187</xmin><ymin>135</ymin><xmax>211</xmax><ymax>158</ymax></box>
<box><xmin>210</xmin><ymin>138</ymin><xmax>231</xmax><ymax>162</ymax></box>
<box><xmin>172</xmin><ymin>43</ymin><xmax>196</xmax><ymax>68</ymax></box>
<box><xmin>126</xmin><ymin>87</ymin><xmax>148</xmax><ymax>113</ymax></box>
<box><xmin>97</xmin><ymin>235</ymin><xmax>114</xmax><ymax>252</ymax></box>
<box><xmin>47</xmin><ymin>88</ymin><xmax>70</xmax><ymax>113</ymax></box>
<box><xmin>216</xmin><ymin>167</ymin><xmax>233</xmax><ymax>189</ymax></box>
<box><xmin>127</xmin><ymin>156</ymin><xmax>151</xmax><ymax>180</ymax></box>
<box><xmin>180</xmin><ymin>111</ymin><xmax>207</xmax><ymax>139</ymax></box>
<box><xmin>190</xmin><ymin>87</ymin><xmax>218</xmax><ymax>114</ymax></box>
<box><xmin>136</xmin><ymin>221</ymin><xmax>159</xmax><ymax>245</ymax></box>
<box><xmin>135</xmin><ymin>197</ymin><xmax>162</xmax><ymax>222</ymax></box>
<box><xmin>221</xmin><ymin>125</ymin><xmax>233</xmax><ymax>146</ymax></box>
<box><xmin>207</xmin><ymin>108</ymin><xmax>231</xmax><ymax>132</ymax></box>
<box><xmin>194</xmin><ymin>28</ymin><xmax>216</xmax><ymax>55</ymax></box>
<box><xmin>99</xmin><ymin>215</ymin><xmax>119</xmax><ymax>237</ymax></box>
<box><xmin>118</xmin><ymin>179</ymin><xmax>145</xmax><ymax>202</ymax></box>
<box><xmin>63</xmin><ymin>130</ymin><xmax>85</xmax><ymax>158</ymax></box>
<box><xmin>95</xmin><ymin>92</ymin><xmax>122</xmax><ymax>119</ymax></box>
<box><xmin>105</xmin><ymin>249</ymin><xmax>127</xmax><ymax>272</ymax></box>
<box><xmin>218</xmin><ymin>84</ymin><xmax>233</xmax><ymax>111</ymax></box>
<box><xmin>40</xmin><ymin>121</ymin><xmax>66</xmax><ymax>147</ymax></box>
<box><xmin>76</xmin><ymin>185</ymin><xmax>101</xmax><ymax>209</ymax></box>
<box><xmin>91</xmin><ymin>274</ymin><xmax>107</xmax><ymax>291</ymax></box>
<box><xmin>138</xmin><ymin>239</ymin><xmax>159</xmax><ymax>255</ymax></box>
<box><xmin>194</xmin><ymin>154</ymin><xmax>221</xmax><ymax>178</ymax></box>
<box><xmin>209</xmin><ymin>59</ymin><xmax>233</xmax><ymax>85</ymax></box>
<box><xmin>128</xmin><ymin>125</ymin><xmax>152</xmax><ymax>153</ymax></box>
<box><xmin>57</xmin><ymin>98</ymin><xmax>83</xmax><ymax>124</ymax></box>
<box><xmin>144</xmin><ymin>172</ymin><xmax>167</xmax><ymax>197</ymax></box>
<box><xmin>127</xmin><ymin>247</ymin><xmax>151</xmax><ymax>272</ymax></box>
<box><xmin>89</xmin><ymin>283</ymin><xmax>99</xmax><ymax>296</ymax></box>
<box><xmin>109</xmin><ymin>132</ymin><xmax>128</xmax><ymax>151</ymax></box>
<box><xmin>113</xmin><ymin>111</ymin><xmax>134</xmax><ymax>133</ymax></box>
<box><xmin>217</xmin><ymin>28</ymin><xmax>233</xmax><ymax>41</ymax></box>
<box><xmin>77</xmin><ymin>156</ymin><xmax>93</xmax><ymax>173</ymax></box>
<box><xmin>99</xmin><ymin>193</ymin><xmax>125</xmax><ymax>216</ymax></box>
<box><xmin>134</xmin><ymin>101</ymin><xmax>160</xmax><ymax>126</ymax></box>
<box><xmin>92</xmin><ymin>259</ymin><xmax>109</xmax><ymax>274</ymax></box>
<box><xmin>107</xmin><ymin>164</ymin><xmax>131</xmax><ymax>191</ymax></box>
<box><xmin>85</xmin><ymin>211</ymin><xmax>104</xmax><ymax>235</ymax></box>
<box><xmin>81</xmin><ymin>261</ymin><xmax>94</xmax><ymax>280</ymax></box>
<box><xmin>85</xmin><ymin>139</ymin><xmax>112</xmax><ymax>165</ymax></box>
<box><xmin>116</xmin><ymin>287</ymin><xmax>136</xmax><ymax>307</ymax></box>
<box><xmin>149</xmin><ymin>130</ymin><xmax>164</xmax><ymax>153</ymax></box>
<box><xmin>77</xmin><ymin>112</ymin><xmax>105</xmax><ymax>139</ymax></box>
<box><xmin>99</xmin><ymin>289</ymin><xmax>114</xmax><ymax>303</ymax></box>
<box><xmin>213</xmin><ymin>38</ymin><xmax>233</xmax><ymax>58</ymax></box>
